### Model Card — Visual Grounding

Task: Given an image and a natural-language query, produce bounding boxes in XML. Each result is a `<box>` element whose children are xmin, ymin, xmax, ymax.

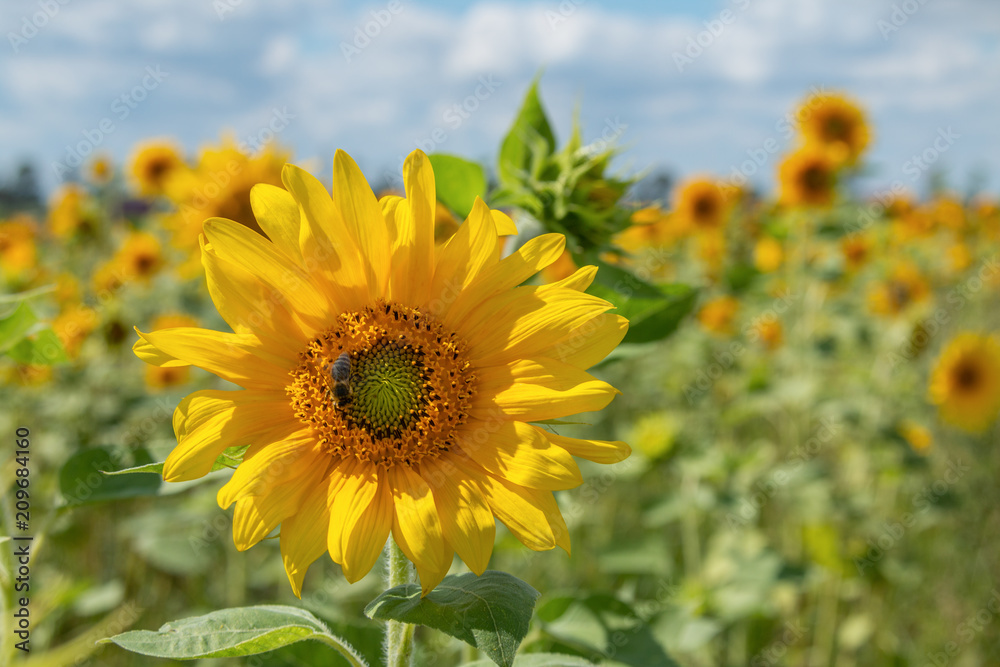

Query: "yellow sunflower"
<box><xmin>164</xmin><ymin>138</ymin><xmax>289</xmax><ymax>277</ymax></box>
<box><xmin>840</xmin><ymin>233</ymin><xmax>872</xmax><ymax>271</ymax></box>
<box><xmin>0</xmin><ymin>215</ymin><xmax>38</xmax><ymax>283</ymax></box>
<box><xmin>48</xmin><ymin>184</ymin><xmax>97</xmax><ymax>239</ymax></box>
<box><xmin>697</xmin><ymin>295</ymin><xmax>738</xmax><ymax>335</ymax></box>
<box><xmin>88</xmin><ymin>153</ymin><xmax>114</xmax><ymax>185</ymax></box>
<box><xmin>672</xmin><ymin>177</ymin><xmax>728</xmax><ymax>233</ymax></box>
<box><xmin>797</xmin><ymin>92</ymin><xmax>871</xmax><ymax>166</ymax></box>
<box><xmin>778</xmin><ymin>147</ymin><xmax>838</xmax><ymax>208</ymax></box>
<box><xmin>868</xmin><ymin>261</ymin><xmax>931</xmax><ymax>317</ymax></box>
<box><xmin>898</xmin><ymin>420</ymin><xmax>932</xmax><ymax>454</ymax></box>
<box><xmin>134</xmin><ymin>149</ymin><xmax>630</xmax><ymax>596</ymax></box>
<box><xmin>129</xmin><ymin>139</ymin><xmax>185</xmax><ymax>197</ymax></box>
<box><xmin>53</xmin><ymin>304</ymin><xmax>98</xmax><ymax>359</ymax></box>
<box><xmin>753</xmin><ymin>237</ymin><xmax>783</xmax><ymax>273</ymax></box>
<box><xmin>928</xmin><ymin>333</ymin><xmax>1000</xmax><ymax>433</ymax></box>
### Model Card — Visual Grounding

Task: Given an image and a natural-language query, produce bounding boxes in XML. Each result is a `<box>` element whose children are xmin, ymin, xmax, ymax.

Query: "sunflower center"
<box><xmin>822</xmin><ymin>114</ymin><xmax>850</xmax><ymax>142</ymax></box>
<box><xmin>693</xmin><ymin>195</ymin><xmax>719</xmax><ymax>224</ymax></box>
<box><xmin>800</xmin><ymin>164</ymin><xmax>829</xmax><ymax>194</ymax></box>
<box><xmin>953</xmin><ymin>361</ymin><xmax>981</xmax><ymax>392</ymax></box>
<box><xmin>287</xmin><ymin>301</ymin><xmax>476</xmax><ymax>467</ymax></box>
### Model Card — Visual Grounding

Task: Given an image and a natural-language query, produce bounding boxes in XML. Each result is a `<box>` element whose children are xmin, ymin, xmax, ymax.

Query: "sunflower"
<box><xmin>164</xmin><ymin>138</ymin><xmax>289</xmax><ymax>277</ymax></box>
<box><xmin>928</xmin><ymin>333</ymin><xmax>1000</xmax><ymax>433</ymax></box>
<box><xmin>134</xmin><ymin>149</ymin><xmax>630</xmax><ymax>596</ymax></box>
<box><xmin>898</xmin><ymin>420</ymin><xmax>932</xmax><ymax>454</ymax></box>
<box><xmin>53</xmin><ymin>304</ymin><xmax>98</xmax><ymax>359</ymax></box>
<box><xmin>672</xmin><ymin>177</ymin><xmax>728</xmax><ymax>233</ymax></box>
<box><xmin>129</xmin><ymin>139</ymin><xmax>185</xmax><ymax>197</ymax></box>
<box><xmin>92</xmin><ymin>232</ymin><xmax>165</xmax><ymax>295</ymax></box>
<box><xmin>796</xmin><ymin>92</ymin><xmax>870</xmax><ymax>166</ymax></box>
<box><xmin>697</xmin><ymin>295</ymin><xmax>738</xmax><ymax>335</ymax></box>
<box><xmin>145</xmin><ymin>314</ymin><xmax>199</xmax><ymax>390</ymax></box>
<box><xmin>48</xmin><ymin>184</ymin><xmax>98</xmax><ymax>239</ymax></box>
<box><xmin>0</xmin><ymin>215</ymin><xmax>38</xmax><ymax>283</ymax></box>
<box><xmin>87</xmin><ymin>153</ymin><xmax>114</xmax><ymax>185</ymax></box>
<box><xmin>868</xmin><ymin>261</ymin><xmax>931</xmax><ymax>317</ymax></box>
<box><xmin>778</xmin><ymin>147</ymin><xmax>838</xmax><ymax>208</ymax></box>
<box><xmin>753</xmin><ymin>237</ymin><xmax>783</xmax><ymax>273</ymax></box>
<box><xmin>750</xmin><ymin>318</ymin><xmax>783</xmax><ymax>350</ymax></box>
<box><xmin>840</xmin><ymin>233</ymin><xmax>872</xmax><ymax>271</ymax></box>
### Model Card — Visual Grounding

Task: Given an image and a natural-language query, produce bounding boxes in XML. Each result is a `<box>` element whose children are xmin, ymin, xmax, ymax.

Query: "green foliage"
<box><xmin>100</xmin><ymin>605</ymin><xmax>367</xmax><ymax>665</ymax></box>
<box><xmin>0</xmin><ymin>296</ymin><xmax>67</xmax><ymax>364</ymax></box>
<box><xmin>366</xmin><ymin>571</ymin><xmax>539</xmax><ymax>667</ymax></box>
<box><xmin>58</xmin><ymin>446</ymin><xmax>161</xmax><ymax>506</ymax></box>
<box><xmin>428</xmin><ymin>154</ymin><xmax>487</xmax><ymax>219</ymax></box>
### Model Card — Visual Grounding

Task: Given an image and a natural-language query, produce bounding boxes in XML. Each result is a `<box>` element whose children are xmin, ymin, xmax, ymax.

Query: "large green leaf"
<box><xmin>59</xmin><ymin>446</ymin><xmax>161</xmax><ymax>505</ymax></box>
<box><xmin>100</xmin><ymin>605</ymin><xmax>366</xmax><ymax>666</ymax></box>
<box><xmin>588</xmin><ymin>281</ymin><xmax>698</xmax><ymax>345</ymax></box>
<box><xmin>498</xmin><ymin>77</ymin><xmax>556</xmax><ymax>188</ymax></box>
<box><xmin>365</xmin><ymin>571</ymin><xmax>540</xmax><ymax>667</ymax></box>
<box><xmin>428</xmin><ymin>154</ymin><xmax>487</xmax><ymax>219</ymax></box>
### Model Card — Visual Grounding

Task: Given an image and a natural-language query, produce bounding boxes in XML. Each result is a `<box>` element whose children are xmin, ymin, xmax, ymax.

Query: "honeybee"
<box><xmin>327</xmin><ymin>352</ymin><xmax>353</xmax><ymax>405</ymax></box>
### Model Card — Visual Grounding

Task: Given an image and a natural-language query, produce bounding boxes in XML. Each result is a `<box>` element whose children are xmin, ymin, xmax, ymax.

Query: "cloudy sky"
<box><xmin>2</xmin><ymin>0</ymin><xmax>998</xmax><ymax>198</ymax></box>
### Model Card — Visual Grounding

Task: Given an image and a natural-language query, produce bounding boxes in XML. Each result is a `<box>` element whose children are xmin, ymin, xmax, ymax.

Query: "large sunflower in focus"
<box><xmin>928</xmin><ymin>333</ymin><xmax>1000</xmax><ymax>433</ymax></box>
<box><xmin>134</xmin><ymin>149</ymin><xmax>630</xmax><ymax>596</ymax></box>
<box><xmin>797</xmin><ymin>92</ymin><xmax>870</xmax><ymax>166</ymax></box>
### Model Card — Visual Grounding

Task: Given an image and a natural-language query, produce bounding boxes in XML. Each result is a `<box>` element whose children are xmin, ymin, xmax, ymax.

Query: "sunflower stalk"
<box><xmin>384</xmin><ymin>539</ymin><xmax>415</xmax><ymax>667</ymax></box>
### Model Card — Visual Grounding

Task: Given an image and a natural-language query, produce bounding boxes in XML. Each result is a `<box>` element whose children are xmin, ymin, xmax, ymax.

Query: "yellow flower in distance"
<box><xmin>840</xmin><ymin>233</ymin><xmax>872</xmax><ymax>271</ymax></box>
<box><xmin>928</xmin><ymin>333</ymin><xmax>1000</xmax><ymax>433</ymax></box>
<box><xmin>753</xmin><ymin>237</ymin><xmax>783</xmax><ymax>273</ymax></box>
<box><xmin>778</xmin><ymin>147</ymin><xmax>838</xmax><ymax>208</ymax></box>
<box><xmin>164</xmin><ymin>138</ymin><xmax>288</xmax><ymax>277</ymax></box>
<box><xmin>87</xmin><ymin>153</ymin><xmax>114</xmax><ymax>185</ymax></box>
<box><xmin>134</xmin><ymin>149</ymin><xmax>630</xmax><ymax>596</ymax></box>
<box><xmin>796</xmin><ymin>92</ymin><xmax>870</xmax><ymax>166</ymax></box>
<box><xmin>672</xmin><ymin>177</ymin><xmax>728</xmax><ymax>233</ymax></box>
<box><xmin>868</xmin><ymin>261</ymin><xmax>930</xmax><ymax>317</ymax></box>
<box><xmin>53</xmin><ymin>304</ymin><xmax>98</xmax><ymax>359</ymax></box>
<box><xmin>48</xmin><ymin>184</ymin><xmax>97</xmax><ymax>239</ymax></box>
<box><xmin>0</xmin><ymin>216</ymin><xmax>39</xmax><ymax>282</ymax></box>
<box><xmin>129</xmin><ymin>139</ymin><xmax>185</xmax><ymax>197</ymax></box>
<box><xmin>697</xmin><ymin>295</ymin><xmax>738</xmax><ymax>335</ymax></box>
<box><xmin>898</xmin><ymin>420</ymin><xmax>932</xmax><ymax>454</ymax></box>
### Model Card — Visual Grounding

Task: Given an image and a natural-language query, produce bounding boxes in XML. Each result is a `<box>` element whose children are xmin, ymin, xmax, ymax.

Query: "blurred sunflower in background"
<box><xmin>796</xmin><ymin>91</ymin><xmax>870</xmax><ymax>166</ymax></box>
<box><xmin>134</xmin><ymin>149</ymin><xmax>629</xmax><ymax>596</ymax></box>
<box><xmin>697</xmin><ymin>295</ymin><xmax>739</xmax><ymax>335</ymax></box>
<box><xmin>869</xmin><ymin>261</ymin><xmax>931</xmax><ymax>317</ymax></box>
<box><xmin>672</xmin><ymin>176</ymin><xmax>728</xmax><ymax>234</ymax></box>
<box><xmin>129</xmin><ymin>139</ymin><xmax>185</xmax><ymax>197</ymax></box>
<box><xmin>163</xmin><ymin>138</ymin><xmax>289</xmax><ymax>276</ymax></box>
<box><xmin>48</xmin><ymin>184</ymin><xmax>98</xmax><ymax>239</ymax></box>
<box><xmin>0</xmin><ymin>215</ymin><xmax>39</xmax><ymax>284</ymax></box>
<box><xmin>778</xmin><ymin>147</ymin><xmax>838</xmax><ymax>208</ymax></box>
<box><xmin>928</xmin><ymin>333</ymin><xmax>1000</xmax><ymax>433</ymax></box>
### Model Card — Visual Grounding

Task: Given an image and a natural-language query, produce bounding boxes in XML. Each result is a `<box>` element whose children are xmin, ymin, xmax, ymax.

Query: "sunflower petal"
<box><xmin>421</xmin><ymin>457</ymin><xmax>495</xmax><ymax>575</ymax></box>
<box><xmin>250</xmin><ymin>183</ymin><xmax>303</xmax><ymax>264</ymax></box>
<box><xmin>327</xmin><ymin>460</ymin><xmax>378</xmax><ymax>567</ymax></box>
<box><xmin>340</xmin><ymin>471</ymin><xmax>393</xmax><ymax>583</ymax></box>
<box><xmin>333</xmin><ymin>149</ymin><xmax>390</xmax><ymax>300</ymax></box>
<box><xmin>537</xmin><ymin>313</ymin><xmax>629</xmax><ymax>369</ymax></box>
<box><xmin>217</xmin><ymin>436</ymin><xmax>317</xmax><ymax>509</ymax></box>
<box><xmin>473</xmin><ymin>357</ymin><xmax>619</xmax><ymax>422</ymax></box>
<box><xmin>533</xmin><ymin>426</ymin><xmax>631</xmax><ymax>464</ymax></box>
<box><xmin>457</xmin><ymin>420</ymin><xmax>582</xmax><ymax>490</ymax></box>
<box><xmin>429</xmin><ymin>197</ymin><xmax>498</xmax><ymax>307</ymax></box>
<box><xmin>389</xmin><ymin>465</ymin><xmax>452</xmax><ymax>594</ymax></box>
<box><xmin>280</xmin><ymin>475</ymin><xmax>333</xmax><ymax>598</ymax></box>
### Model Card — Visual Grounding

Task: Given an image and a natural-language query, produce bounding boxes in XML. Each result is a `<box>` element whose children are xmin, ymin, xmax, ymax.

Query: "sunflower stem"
<box><xmin>384</xmin><ymin>538</ymin><xmax>415</xmax><ymax>667</ymax></box>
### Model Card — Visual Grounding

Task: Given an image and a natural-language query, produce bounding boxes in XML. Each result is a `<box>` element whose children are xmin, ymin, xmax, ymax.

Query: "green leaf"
<box><xmin>99</xmin><ymin>605</ymin><xmax>366</xmax><ymax>666</ymax></box>
<box><xmin>428</xmin><ymin>154</ymin><xmax>487</xmax><ymax>219</ymax></box>
<box><xmin>59</xmin><ymin>447</ymin><xmax>161</xmax><ymax>505</ymax></box>
<box><xmin>0</xmin><ymin>301</ymin><xmax>39</xmax><ymax>353</ymax></box>
<box><xmin>102</xmin><ymin>445</ymin><xmax>247</xmax><ymax>478</ymax></box>
<box><xmin>588</xmin><ymin>282</ymin><xmax>698</xmax><ymax>345</ymax></box>
<box><xmin>6</xmin><ymin>328</ymin><xmax>69</xmax><ymax>365</ymax></box>
<box><xmin>498</xmin><ymin>77</ymin><xmax>556</xmax><ymax>188</ymax></box>
<box><xmin>365</xmin><ymin>571</ymin><xmax>540</xmax><ymax>667</ymax></box>
<box><xmin>0</xmin><ymin>284</ymin><xmax>56</xmax><ymax>304</ymax></box>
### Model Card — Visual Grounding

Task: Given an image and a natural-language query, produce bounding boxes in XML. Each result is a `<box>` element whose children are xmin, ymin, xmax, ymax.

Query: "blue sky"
<box><xmin>2</xmin><ymin>0</ymin><xmax>999</xmax><ymax>199</ymax></box>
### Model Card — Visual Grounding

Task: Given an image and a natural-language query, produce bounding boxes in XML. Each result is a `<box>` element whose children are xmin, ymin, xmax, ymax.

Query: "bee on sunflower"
<box><xmin>134</xmin><ymin>149</ymin><xmax>630</xmax><ymax>596</ymax></box>
<box><xmin>928</xmin><ymin>333</ymin><xmax>1000</xmax><ymax>433</ymax></box>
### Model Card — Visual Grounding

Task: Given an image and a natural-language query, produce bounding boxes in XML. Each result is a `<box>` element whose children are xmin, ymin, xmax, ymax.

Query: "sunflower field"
<box><xmin>3</xmin><ymin>74</ymin><xmax>1000</xmax><ymax>667</ymax></box>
